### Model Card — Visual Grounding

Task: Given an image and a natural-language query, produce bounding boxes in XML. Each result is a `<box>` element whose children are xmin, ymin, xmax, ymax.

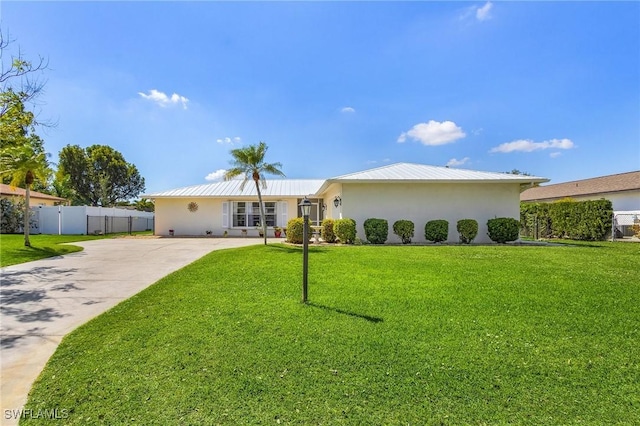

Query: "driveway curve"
<box><xmin>0</xmin><ymin>237</ymin><xmax>260</xmax><ymax>424</ymax></box>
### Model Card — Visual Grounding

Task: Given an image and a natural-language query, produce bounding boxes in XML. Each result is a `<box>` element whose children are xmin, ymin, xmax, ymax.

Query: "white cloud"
<box><xmin>205</xmin><ymin>169</ymin><xmax>227</xmax><ymax>181</ymax></box>
<box><xmin>446</xmin><ymin>157</ymin><xmax>471</xmax><ymax>167</ymax></box>
<box><xmin>216</xmin><ymin>136</ymin><xmax>241</xmax><ymax>144</ymax></box>
<box><xmin>476</xmin><ymin>2</ymin><xmax>493</xmax><ymax>21</ymax></box>
<box><xmin>490</xmin><ymin>138</ymin><xmax>575</xmax><ymax>153</ymax></box>
<box><xmin>341</xmin><ymin>106</ymin><xmax>356</xmax><ymax>113</ymax></box>
<box><xmin>398</xmin><ymin>120</ymin><xmax>466</xmax><ymax>146</ymax></box>
<box><xmin>138</xmin><ymin>89</ymin><xmax>189</xmax><ymax>109</ymax></box>
<box><xmin>549</xmin><ymin>152</ymin><xmax>563</xmax><ymax>158</ymax></box>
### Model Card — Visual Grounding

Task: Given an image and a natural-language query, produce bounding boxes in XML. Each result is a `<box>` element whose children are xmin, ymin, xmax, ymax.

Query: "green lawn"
<box><xmin>0</xmin><ymin>233</ymin><xmax>151</xmax><ymax>267</ymax></box>
<box><xmin>23</xmin><ymin>242</ymin><xmax>640</xmax><ymax>425</ymax></box>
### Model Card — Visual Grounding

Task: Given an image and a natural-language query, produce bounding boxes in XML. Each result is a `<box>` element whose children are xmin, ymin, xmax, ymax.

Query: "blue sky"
<box><xmin>2</xmin><ymin>1</ymin><xmax>639</xmax><ymax>194</ymax></box>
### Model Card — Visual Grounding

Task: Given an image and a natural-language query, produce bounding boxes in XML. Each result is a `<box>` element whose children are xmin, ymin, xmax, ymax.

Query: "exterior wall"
<box><xmin>155</xmin><ymin>198</ymin><xmax>224</xmax><ymax>236</ymax></box>
<box><xmin>29</xmin><ymin>196</ymin><xmax>64</xmax><ymax>206</ymax></box>
<box><xmin>1</xmin><ymin>194</ymin><xmax>66</xmax><ymax>207</ymax></box>
<box><xmin>563</xmin><ymin>191</ymin><xmax>639</xmax><ymax>211</ymax></box>
<box><xmin>336</xmin><ymin>182</ymin><xmax>522</xmax><ymax>244</ymax></box>
<box><xmin>322</xmin><ymin>183</ymin><xmax>344</xmax><ymax>220</ymax></box>
<box><xmin>154</xmin><ymin>197</ymin><xmax>298</xmax><ymax>237</ymax></box>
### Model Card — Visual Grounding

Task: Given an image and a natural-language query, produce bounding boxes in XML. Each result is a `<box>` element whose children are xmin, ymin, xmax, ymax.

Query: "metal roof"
<box><xmin>145</xmin><ymin>163</ymin><xmax>549</xmax><ymax>199</ymax></box>
<box><xmin>144</xmin><ymin>179</ymin><xmax>325</xmax><ymax>198</ymax></box>
<box><xmin>329</xmin><ymin>162</ymin><xmax>548</xmax><ymax>182</ymax></box>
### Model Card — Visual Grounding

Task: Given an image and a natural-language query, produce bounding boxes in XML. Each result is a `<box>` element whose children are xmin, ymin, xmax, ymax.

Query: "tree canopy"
<box><xmin>57</xmin><ymin>144</ymin><xmax>146</xmax><ymax>206</ymax></box>
<box><xmin>224</xmin><ymin>141</ymin><xmax>285</xmax><ymax>245</ymax></box>
<box><xmin>0</xmin><ymin>33</ymin><xmax>52</xmax><ymax>245</ymax></box>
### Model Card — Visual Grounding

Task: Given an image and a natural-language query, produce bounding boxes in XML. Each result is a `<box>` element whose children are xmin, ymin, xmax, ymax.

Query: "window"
<box><xmin>297</xmin><ymin>198</ymin><xmax>324</xmax><ymax>226</ymax></box>
<box><xmin>232</xmin><ymin>202</ymin><xmax>247</xmax><ymax>227</ymax></box>
<box><xmin>232</xmin><ymin>201</ymin><xmax>277</xmax><ymax>227</ymax></box>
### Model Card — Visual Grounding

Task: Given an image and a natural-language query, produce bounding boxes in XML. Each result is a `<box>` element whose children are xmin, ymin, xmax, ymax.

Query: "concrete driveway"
<box><xmin>0</xmin><ymin>237</ymin><xmax>260</xmax><ymax>425</ymax></box>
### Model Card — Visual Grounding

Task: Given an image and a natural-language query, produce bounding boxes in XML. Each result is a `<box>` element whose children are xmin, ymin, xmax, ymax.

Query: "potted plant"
<box><xmin>274</xmin><ymin>226</ymin><xmax>282</xmax><ymax>238</ymax></box>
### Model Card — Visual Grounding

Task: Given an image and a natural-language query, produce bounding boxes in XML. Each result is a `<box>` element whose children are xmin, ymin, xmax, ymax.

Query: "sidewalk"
<box><xmin>0</xmin><ymin>237</ymin><xmax>260</xmax><ymax>425</ymax></box>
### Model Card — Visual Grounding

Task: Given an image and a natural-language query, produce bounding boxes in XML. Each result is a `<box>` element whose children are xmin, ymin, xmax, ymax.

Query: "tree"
<box><xmin>1</xmin><ymin>98</ymin><xmax>49</xmax><ymax>186</ymax></box>
<box><xmin>1</xmin><ymin>33</ymin><xmax>50</xmax><ymax>187</ymax></box>
<box><xmin>134</xmin><ymin>198</ymin><xmax>155</xmax><ymax>212</ymax></box>
<box><xmin>506</xmin><ymin>169</ymin><xmax>540</xmax><ymax>192</ymax></box>
<box><xmin>0</xmin><ymin>142</ymin><xmax>51</xmax><ymax>246</ymax></box>
<box><xmin>56</xmin><ymin>144</ymin><xmax>145</xmax><ymax>206</ymax></box>
<box><xmin>1</xmin><ymin>32</ymin><xmax>53</xmax><ymax>245</ymax></box>
<box><xmin>224</xmin><ymin>142</ymin><xmax>285</xmax><ymax>245</ymax></box>
<box><xmin>1</xmin><ymin>30</ymin><xmax>48</xmax><ymax>119</ymax></box>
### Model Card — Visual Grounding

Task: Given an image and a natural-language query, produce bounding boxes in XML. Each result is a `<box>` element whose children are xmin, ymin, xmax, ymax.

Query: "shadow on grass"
<box><xmin>307</xmin><ymin>302</ymin><xmax>383</xmax><ymax>323</ymax></box>
<box><xmin>266</xmin><ymin>244</ymin><xmax>330</xmax><ymax>255</ymax></box>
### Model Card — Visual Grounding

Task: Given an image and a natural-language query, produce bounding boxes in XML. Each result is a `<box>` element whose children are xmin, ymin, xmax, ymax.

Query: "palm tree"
<box><xmin>0</xmin><ymin>142</ymin><xmax>50</xmax><ymax>246</ymax></box>
<box><xmin>224</xmin><ymin>142</ymin><xmax>285</xmax><ymax>245</ymax></box>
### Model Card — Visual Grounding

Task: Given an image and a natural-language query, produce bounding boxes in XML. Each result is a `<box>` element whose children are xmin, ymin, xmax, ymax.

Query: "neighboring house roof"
<box><xmin>144</xmin><ymin>179</ymin><xmax>326</xmax><ymax>198</ymax></box>
<box><xmin>145</xmin><ymin>163</ymin><xmax>550</xmax><ymax>199</ymax></box>
<box><xmin>520</xmin><ymin>170</ymin><xmax>640</xmax><ymax>202</ymax></box>
<box><xmin>0</xmin><ymin>184</ymin><xmax>68</xmax><ymax>203</ymax></box>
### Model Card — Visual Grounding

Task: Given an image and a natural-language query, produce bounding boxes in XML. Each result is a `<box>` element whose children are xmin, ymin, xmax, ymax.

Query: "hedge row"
<box><xmin>290</xmin><ymin>216</ymin><xmax>521</xmax><ymax>244</ymax></box>
<box><xmin>521</xmin><ymin>199</ymin><xmax>613</xmax><ymax>241</ymax></box>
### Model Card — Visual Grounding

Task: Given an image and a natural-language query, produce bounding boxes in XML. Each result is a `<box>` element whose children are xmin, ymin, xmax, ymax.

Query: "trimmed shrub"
<box><xmin>425</xmin><ymin>220</ymin><xmax>448</xmax><ymax>243</ymax></box>
<box><xmin>321</xmin><ymin>218</ymin><xmax>337</xmax><ymax>243</ymax></box>
<box><xmin>520</xmin><ymin>199</ymin><xmax>612</xmax><ymax>241</ymax></box>
<box><xmin>520</xmin><ymin>202</ymin><xmax>552</xmax><ymax>239</ymax></box>
<box><xmin>392</xmin><ymin>219</ymin><xmax>414</xmax><ymax>244</ymax></box>
<box><xmin>285</xmin><ymin>217</ymin><xmax>313</xmax><ymax>244</ymax></box>
<box><xmin>334</xmin><ymin>218</ymin><xmax>356</xmax><ymax>244</ymax></box>
<box><xmin>487</xmin><ymin>217</ymin><xmax>520</xmax><ymax>243</ymax></box>
<box><xmin>457</xmin><ymin>219</ymin><xmax>478</xmax><ymax>244</ymax></box>
<box><xmin>364</xmin><ymin>218</ymin><xmax>388</xmax><ymax>244</ymax></box>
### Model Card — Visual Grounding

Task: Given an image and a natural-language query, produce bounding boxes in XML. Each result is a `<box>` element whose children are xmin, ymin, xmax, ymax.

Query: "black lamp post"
<box><xmin>299</xmin><ymin>197</ymin><xmax>312</xmax><ymax>303</ymax></box>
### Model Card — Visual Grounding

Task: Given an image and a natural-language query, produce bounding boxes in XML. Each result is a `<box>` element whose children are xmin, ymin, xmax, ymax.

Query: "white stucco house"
<box><xmin>143</xmin><ymin>163</ymin><xmax>548</xmax><ymax>243</ymax></box>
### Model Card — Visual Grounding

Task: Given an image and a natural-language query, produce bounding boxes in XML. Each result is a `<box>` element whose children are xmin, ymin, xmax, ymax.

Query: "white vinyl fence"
<box><xmin>30</xmin><ymin>206</ymin><xmax>154</xmax><ymax>235</ymax></box>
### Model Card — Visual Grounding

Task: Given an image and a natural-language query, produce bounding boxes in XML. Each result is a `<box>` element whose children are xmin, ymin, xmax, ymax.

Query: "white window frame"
<box><xmin>230</xmin><ymin>201</ymin><xmax>278</xmax><ymax>228</ymax></box>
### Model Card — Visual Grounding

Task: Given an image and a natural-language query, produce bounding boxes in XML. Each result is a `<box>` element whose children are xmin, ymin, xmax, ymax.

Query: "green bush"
<box><xmin>425</xmin><ymin>220</ymin><xmax>448</xmax><ymax>243</ymax></box>
<box><xmin>392</xmin><ymin>219</ymin><xmax>414</xmax><ymax>244</ymax></box>
<box><xmin>321</xmin><ymin>218</ymin><xmax>336</xmax><ymax>243</ymax></box>
<box><xmin>334</xmin><ymin>218</ymin><xmax>357</xmax><ymax>244</ymax></box>
<box><xmin>487</xmin><ymin>217</ymin><xmax>520</xmax><ymax>243</ymax></box>
<box><xmin>1</xmin><ymin>198</ymin><xmax>26</xmax><ymax>234</ymax></box>
<box><xmin>285</xmin><ymin>217</ymin><xmax>313</xmax><ymax>244</ymax></box>
<box><xmin>457</xmin><ymin>219</ymin><xmax>478</xmax><ymax>244</ymax></box>
<box><xmin>549</xmin><ymin>199</ymin><xmax>612</xmax><ymax>241</ymax></box>
<box><xmin>520</xmin><ymin>199</ymin><xmax>612</xmax><ymax>241</ymax></box>
<box><xmin>363</xmin><ymin>218</ymin><xmax>388</xmax><ymax>244</ymax></box>
<box><xmin>520</xmin><ymin>202</ymin><xmax>552</xmax><ymax>239</ymax></box>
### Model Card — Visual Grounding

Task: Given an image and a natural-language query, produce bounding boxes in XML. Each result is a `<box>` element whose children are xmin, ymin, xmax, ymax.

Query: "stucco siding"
<box><xmin>322</xmin><ymin>183</ymin><xmax>344</xmax><ymax>220</ymax></box>
<box><xmin>155</xmin><ymin>198</ymin><xmax>224</xmax><ymax>236</ymax></box>
<box><xmin>339</xmin><ymin>182</ymin><xmax>521</xmax><ymax>243</ymax></box>
<box><xmin>550</xmin><ymin>191</ymin><xmax>639</xmax><ymax>211</ymax></box>
<box><xmin>155</xmin><ymin>197</ymin><xmax>300</xmax><ymax>237</ymax></box>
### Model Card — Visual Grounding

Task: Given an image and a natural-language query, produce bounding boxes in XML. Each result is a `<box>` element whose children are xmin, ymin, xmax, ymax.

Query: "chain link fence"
<box><xmin>87</xmin><ymin>215</ymin><xmax>155</xmax><ymax>235</ymax></box>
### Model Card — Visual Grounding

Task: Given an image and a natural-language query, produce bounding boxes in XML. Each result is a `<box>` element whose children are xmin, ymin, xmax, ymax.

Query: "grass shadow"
<box><xmin>307</xmin><ymin>302</ymin><xmax>383</xmax><ymax>323</ymax></box>
<box><xmin>265</xmin><ymin>244</ymin><xmax>330</xmax><ymax>255</ymax></box>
